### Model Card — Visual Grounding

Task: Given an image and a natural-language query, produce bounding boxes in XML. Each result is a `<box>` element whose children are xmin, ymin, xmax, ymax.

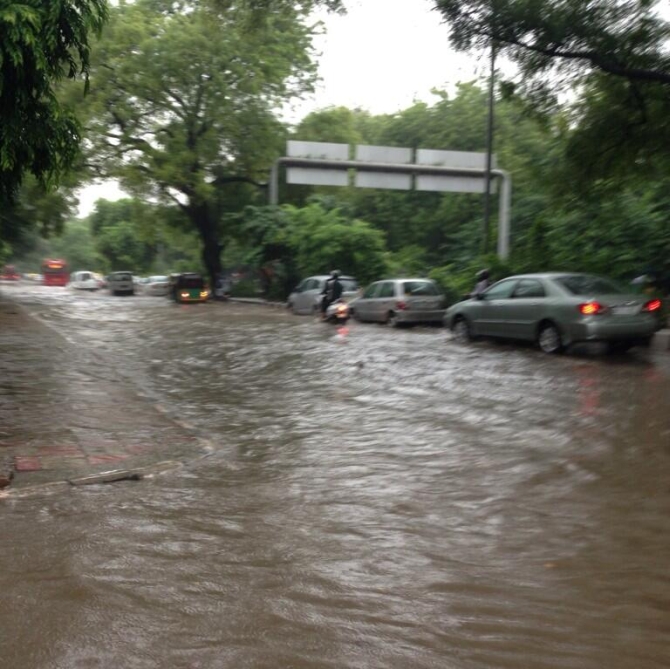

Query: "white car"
<box><xmin>69</xmin><ymin>270</ymin><xmax>99</xmax><ymax>291</ymax></box>
<box><xmin>287</xmin><ymin>275</ymin><xmax>359</xmax><ymax>315</ymax></box>
<box><xmin>142</xmin><ymin>275</ymin><xmax>170</xmax><ymax>297</ymax></box>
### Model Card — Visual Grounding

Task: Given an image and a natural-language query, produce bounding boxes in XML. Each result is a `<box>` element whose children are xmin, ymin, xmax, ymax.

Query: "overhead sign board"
<box><xmin>415</xmin><ymin>149</ymin><xmax>497</xmax><ymax>193</ymax></box>
<box><xmin>354</xmin><ymin>145</ymin><xmax>412</xmax><ymax>190</ymax></box>
<box><xmin>415</xmin><ymin>149</ymin><xmax>496</xmax><ymax>170</ymax></box>
<box><xmin>286</xmin><ymin>141</ymin><xmax>350</xmax><ymax>187</ymax></box>
<box><xmin>416</xmin><ymin>175</ymin><xmax>495</xmax><ymax>194</ymax></box>
<box><xmin>287</xmin><ymin>141</ymin><xmax>349</xmax><ymax>160</ymax></box>
<box><xmin>286</xmin><ymin>168</ymin><xmax>348</xmax><ymax>187</ymax></box>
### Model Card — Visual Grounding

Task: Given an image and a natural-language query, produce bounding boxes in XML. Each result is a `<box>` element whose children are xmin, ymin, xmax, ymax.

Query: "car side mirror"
<box><xmin>475</xmin><ymin>293</ymin><xmax>485</xmax><ymax>300</ymax></box>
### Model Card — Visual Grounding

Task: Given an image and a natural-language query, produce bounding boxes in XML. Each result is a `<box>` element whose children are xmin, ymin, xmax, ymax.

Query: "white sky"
<box><xmin>77</xmin><ymin>0</ymin><xmax>486</xmax><ymax>216</ymax></box>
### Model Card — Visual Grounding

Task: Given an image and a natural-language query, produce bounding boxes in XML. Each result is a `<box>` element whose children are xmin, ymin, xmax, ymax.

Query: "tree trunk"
<box><xmin>190</xmin><ymin>204</ymin><xmax>223</xmax><ymax>297</ymax></box>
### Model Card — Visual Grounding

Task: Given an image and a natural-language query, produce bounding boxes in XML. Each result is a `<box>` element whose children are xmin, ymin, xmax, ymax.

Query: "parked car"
<box><xmin>69</xmin><ymin>270</ymin><xmax>100</xmax><ymax>291</ymax></box>
<box><xmin>444</xmin><ymin>272</ymin><xmax>663</xmax><ymax>354</ymax></box>
<box><xmin>287</xmin><ymin>275</ymin><xmax>359</xmax><ymax>315</ymax></box>
<box><xmin>107</xmin><ymin>271</ymin><xmax>135</xmax><ymax>296</ymax></box>
<box><xmin>349</xmin><ymin>278</ymin><xmax>446</xmax><ymax>327</ymax></box>
<box><xmin>142</xmin><ymin>275</ymin><xmax>170</xmax><ymax>297</ymax></box>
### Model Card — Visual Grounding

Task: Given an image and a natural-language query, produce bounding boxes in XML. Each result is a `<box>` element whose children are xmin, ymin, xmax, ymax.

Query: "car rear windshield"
<box><xmin>556</xmin><ymin>275</ymin><xmax>626</xmax><ymax>295</ymax></box>
<box><xmin>112</xmin><ymin>272</ymin><xmax>132</xmax><ymax>280</ymax></box>
<box><xmin>341</xmin><ymin>279</ymin><xmax>358</xmax><ymax>292</ymax></box>
<box><xmin>402</xmin><ymin>281</ymin><xmax>439</xmax><ymax>296</ymax></box>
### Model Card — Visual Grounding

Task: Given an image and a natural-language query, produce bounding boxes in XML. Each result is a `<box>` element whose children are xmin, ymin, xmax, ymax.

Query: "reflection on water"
<box><xmin>1</xmin><ymin>285</ymin><xmax>670</xmax><ymax>669</ymax></box>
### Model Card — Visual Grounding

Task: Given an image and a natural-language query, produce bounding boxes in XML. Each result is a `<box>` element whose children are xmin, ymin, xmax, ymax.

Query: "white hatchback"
<box><xmin>69</xmin><ymin>270</ymin><xmax>99</xmax><ymax>291</ymax></box>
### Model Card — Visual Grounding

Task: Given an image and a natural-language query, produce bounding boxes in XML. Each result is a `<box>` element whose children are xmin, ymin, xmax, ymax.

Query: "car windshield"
<box><xmin>112</xmin><ymin>272</ymin><xmax>132</xmax><ymax>280</ymax></box>
<box><xmin>149</xmin><ymin>276</ymin><xmax>168</xmax><ymax>282</ymax></box>
<box><xmin>402</xmin><ymin>281</ymin><xmax>438</xmax><ymax>296</ymax></box>
<box><xmin>341</xmin><ymin>279</ymin><xmax>358</xmax><ymax>292</ymax></box>
<box><xmin>555</xmin><ymin>275</ymin><xmax>626</xmax><ymax>295</ymax></box>
<box><xmin>177</xmin><ymin>275</ymin><xmax>204</xmax><ymax>289</ymax></box>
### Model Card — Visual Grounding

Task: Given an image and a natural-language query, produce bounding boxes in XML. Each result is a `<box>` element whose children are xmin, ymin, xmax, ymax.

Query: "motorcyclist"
<box><xmin>321</xmin><ymin>270</ymin><xmax>343</xmax><ymax>318</ymax></box>
<box><xmin>471</xmin><ymin>268</ymin><xmax>490</xmax><ymax>298</ymax></box>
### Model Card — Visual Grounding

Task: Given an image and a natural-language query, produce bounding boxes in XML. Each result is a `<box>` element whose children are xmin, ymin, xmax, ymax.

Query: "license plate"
<box><xmin>612</xmin><ymin>305</ymin><xmax>639</xmax><ymax>316</ymax></box>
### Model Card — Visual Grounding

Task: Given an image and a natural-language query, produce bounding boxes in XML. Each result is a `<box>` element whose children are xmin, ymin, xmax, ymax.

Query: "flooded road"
<box><xmin>2</xmin><ymin>283</ymin><xmax>670</xmax><ymax>669</ymax></box>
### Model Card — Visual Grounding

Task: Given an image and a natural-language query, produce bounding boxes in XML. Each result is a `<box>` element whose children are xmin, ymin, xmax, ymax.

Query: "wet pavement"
<box><xmin>0</xmin><ymin>295</ymin><xmax>209</xmax><ymax>492</ymax></box>
<box><xmin>1</xmin><ymin>281</ymin><xmax>670</xmax><ymax>669</ymax></box>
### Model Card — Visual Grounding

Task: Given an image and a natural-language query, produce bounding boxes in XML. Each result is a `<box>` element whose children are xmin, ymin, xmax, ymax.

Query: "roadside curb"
<box><xmin>228</xmin><ymin>297</ymin><xmax>287</xmax><ymax>308</ymax></box>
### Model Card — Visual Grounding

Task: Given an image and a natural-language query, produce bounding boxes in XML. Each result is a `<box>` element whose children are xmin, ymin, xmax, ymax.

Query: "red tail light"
<box><xmin>396</xmin><ymin>300</ymin><xmax>407</xmax><ymax>310</ymax></box>
<box><xmin>578</xmin><ymin>301</ymin><xmax>607</xmax><ymax>315</ymax></box>
<box><xmin>642</xmin><ymin>299</ymin><xmax>662</xmax><ymax>312</ymax></box>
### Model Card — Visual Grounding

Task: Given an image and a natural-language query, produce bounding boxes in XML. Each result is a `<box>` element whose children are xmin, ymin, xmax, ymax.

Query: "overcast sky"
<box><xmin>77</xmin><ymin>0</ymin><xmax>486</xmax><ymax>216</ymax></box>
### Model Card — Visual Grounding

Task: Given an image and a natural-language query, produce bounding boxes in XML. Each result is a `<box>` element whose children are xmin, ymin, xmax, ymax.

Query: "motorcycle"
<box><xmin>323</xmin><ymin>299</ymin><xmax>350</xmax><ymax>325</ymax></box>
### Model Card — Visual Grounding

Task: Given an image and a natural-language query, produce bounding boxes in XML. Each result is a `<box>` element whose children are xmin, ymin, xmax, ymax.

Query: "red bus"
<box><xmin>42</xmin><ymin>259</ymin><xmax>69</xmax><ymax>286</ymax></box>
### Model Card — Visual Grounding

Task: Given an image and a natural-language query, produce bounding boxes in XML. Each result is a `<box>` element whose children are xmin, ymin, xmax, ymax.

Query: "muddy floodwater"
<box><xmin>2</xmin><ymin>284</ymin><xmax>670</xmax><ymax>669</ymax></box>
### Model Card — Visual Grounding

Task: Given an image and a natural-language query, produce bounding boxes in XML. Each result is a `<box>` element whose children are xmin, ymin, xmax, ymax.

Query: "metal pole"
<box><xmin>269</xmin><ymin>162</ymin><xmax>279</xmax><ymax>205</ymax></box>
<box><xmin>496</xmin><ymin>171</ymin><xmax>511</xmax><ymax>260</ymax></box>
<box><xmin>482</xmin><ymin>40</ymin><xmax>496</xmax><ymax>255</ymax></box>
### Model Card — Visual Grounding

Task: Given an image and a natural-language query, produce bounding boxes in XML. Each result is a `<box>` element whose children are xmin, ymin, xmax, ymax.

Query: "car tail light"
<box><xmin>578</xmin><ymin>301</ymin><xmax>607</xmax><ymax>315</ymax></box>
<box><xmin>396</xmin><ymin>300</ymin><xmax>407</xmax><ymax>310</ymax></box>
<box><xmin>642</xmin><ymin>299</ymin><xmax>662</xmax><ymax>312</ymax></box>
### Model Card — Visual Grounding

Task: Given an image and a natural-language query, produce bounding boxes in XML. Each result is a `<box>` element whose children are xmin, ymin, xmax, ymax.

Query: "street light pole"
<box><xmin>482</xmin><ymin>39</ymin><xmax>496</xmax><ymax>255</ymax></box>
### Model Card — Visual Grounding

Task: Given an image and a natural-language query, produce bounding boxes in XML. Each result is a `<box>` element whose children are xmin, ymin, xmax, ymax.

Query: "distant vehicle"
<box><xmin>41</xmin><ymin>259</ymin><xmax>69</xmax><ymax>286</ymax></box>
<box><xmin>171</xmin><ymin>273</ymin><xmax>209</xmax><ymax>303</ymax></box>
<box><xmin>142</xmin><ymin>275</ymin><xmax>170</xmax><ymax>297</ymax></box>
<box><xmin>107</xmin><ymin>271</ymin><xmax>135</xmax><ymax>296</ymax></box>
<box><xmin>69</xmin><ymin>270</ymin><xmax>100</xmax><ymax>291</ymax></box>
<box><xmin>0</xmin><ymin>265</ymin><xmax>20</xmax><ymax>281</ymax></box>
<box><xmin>287</xmin><ymin>275</ymin><xmax>359</xmax><ymax>315</ymax></box>
<box><xmin>444</xmin><ymin>272</ymin><xmax>663</xmax><ymax>354</ymax></box>
<box><xmin>349</xmin><ymin>278</ymin><xmax>446</xmax><ymax>327</ymax></box>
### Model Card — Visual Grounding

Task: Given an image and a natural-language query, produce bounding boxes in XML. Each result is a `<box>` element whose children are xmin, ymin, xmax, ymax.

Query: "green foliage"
<box><xmin>283</xmin><ymin>203</ymin><xmax>388</xmax><ymax>284</ymax></box>
<box><xmin>228</xmin><ymin>202</ymin><xmax>389</xmax><ymax>297</ymax></box>
<box><xmin>0</xmin><ymin>0</ymin><xmax>107</xmax><ymax>203</ymax></box>
<box><xmin>432</xmin><ymin>0</ymin><xmax>670</xmax><ymax>183</ymax></box>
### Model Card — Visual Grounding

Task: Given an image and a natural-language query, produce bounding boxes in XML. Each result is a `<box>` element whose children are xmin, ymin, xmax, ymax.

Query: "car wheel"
<box><xmin>452</xmin><ymin>316</ymin><xmax>472</xmax><ymax>343</ymax></box>
<box><xmin>538</xmin><ymin>322</ymin><xmax>564</xmax><ymax>354</ymax></box>
<box><xmin>387</xmin><ymin>311</ymin><xmax>401</xmax><ymax>328</ymax></box>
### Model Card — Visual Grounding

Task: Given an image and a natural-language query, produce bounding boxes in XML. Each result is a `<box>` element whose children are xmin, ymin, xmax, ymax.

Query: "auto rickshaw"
<box><xmin>171</xmin><ymin>273</ymin><xmax>210</xmax><ymax>303</ymax></box>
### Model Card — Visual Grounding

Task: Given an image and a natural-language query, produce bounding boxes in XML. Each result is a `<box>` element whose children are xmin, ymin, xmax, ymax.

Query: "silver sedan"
<box><xmin>444</xmin><ymin>272</ymin><xmax>663</xmax><ymax>353</ymax></box>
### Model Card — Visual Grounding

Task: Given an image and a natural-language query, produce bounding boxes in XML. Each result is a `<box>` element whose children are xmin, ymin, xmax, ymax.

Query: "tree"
<box><xmin>0</xmin><ymin>0</ymin><xmax>107</xmax><ymax>203</ymax></box>
<box><xmin>0</xmin><ymin>177</ymin><xmax>77</xmax><ymax>262</ymax></box>
<box><xmin>231</xmin><ymin>202</ymin><xmax>388</xmax><ymax>296</ymax></box>
<box><xmin>432</xmin><ymin>0</ymin><xmax>670</xmax><ymax>182</ymax></box>
<box><xmin>78</xmin><ymin>0</ymin><xmax>326</xmax><ymax>289</ymax></box>
<box><xmin>88</xmin><ymin>200</ymin><xmax>158</xmax><ymax>273</ymax></box>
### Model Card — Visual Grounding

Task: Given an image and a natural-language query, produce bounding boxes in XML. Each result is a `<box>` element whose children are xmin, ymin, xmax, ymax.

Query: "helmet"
<box><xmin>331</xmin><ymin>269</ymin><xmax>341</xmax><ymax>278</ymax></box>
<box><xmin>476</xmin><ymin>269</ymin><xmax>490</xmax><ymax>281</ymax></box>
